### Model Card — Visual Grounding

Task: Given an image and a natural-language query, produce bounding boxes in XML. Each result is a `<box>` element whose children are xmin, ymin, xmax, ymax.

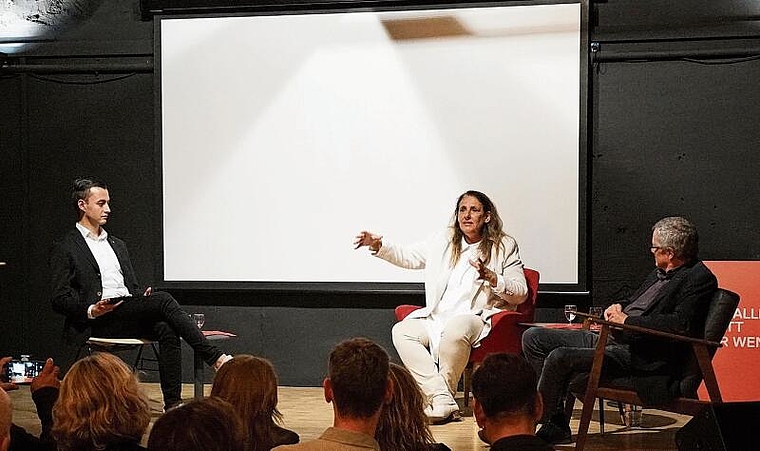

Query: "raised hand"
<box><xmin>1</xmin><ymin>356</ymin><xmax>18</xmax><ymax>391</ymax></box>
<box><xmin>30</xmin><ymin>358</ymin><xmax>60</xmax><ymax>393</ymax></box>
<box><xmin>469</xmin><ymin>258</ymin><xmax>498</xmax><ymax>286</ymax></box>
<box><xmin>353</xmin><ymin>231</ymin><xmax>383</xmax><ymax>252</ymax></box>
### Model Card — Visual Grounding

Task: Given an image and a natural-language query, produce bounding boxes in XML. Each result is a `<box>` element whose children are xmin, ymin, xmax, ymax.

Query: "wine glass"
<box><xmin>564</xmin><ymin>304</ymin><xmax>577</xmax><ymax>325</ymax></box>
<box><xmin>191</xmin><ymin>313</ymin><xmax>205</xmax><ymax>330</ymax></box>
<box><xmin>589</xmin><ymin>306</ymin><xmax>604</xmax><ymax>318</ymax></box>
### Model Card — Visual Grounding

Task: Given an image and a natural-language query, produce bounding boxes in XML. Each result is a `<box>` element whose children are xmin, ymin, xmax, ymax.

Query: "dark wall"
<box><xmin>2</xmin><ymin>0</ymin><xmax>759</xmax><ymax>385</ymax></box>
<box><xmin>591</xmin><ymin>58</ymin><xmax>760</xmax><ymax>302</ymax></box>
<box><xmin>588</xmin><ymin>0</ymin><xmax>760</xmax><ymax>301</ymax></box>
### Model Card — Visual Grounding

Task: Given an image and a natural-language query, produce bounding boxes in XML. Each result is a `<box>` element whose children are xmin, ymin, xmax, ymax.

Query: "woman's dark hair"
<box><xmin>211</xmin><ymin>355</ymin><xmax>291</xmax><ymax>451</ymax></box>
<box><xmin>147</xmin><ymin>397</ymin><xmax>246</xmax><ymax>451</ymax></box>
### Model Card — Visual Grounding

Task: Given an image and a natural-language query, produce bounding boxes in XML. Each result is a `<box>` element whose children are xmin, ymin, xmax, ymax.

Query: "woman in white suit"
<box><xmin>354</xmin><ymin>190</ymin><xmax>528</xmax><ymax>424</ymax></box>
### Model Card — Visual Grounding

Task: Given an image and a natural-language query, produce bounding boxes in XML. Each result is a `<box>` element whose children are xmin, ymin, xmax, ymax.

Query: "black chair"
<box><xmin>569</xmin><ymin>288</ymin><xmax>740</xmax><ymax>450</ymax></box>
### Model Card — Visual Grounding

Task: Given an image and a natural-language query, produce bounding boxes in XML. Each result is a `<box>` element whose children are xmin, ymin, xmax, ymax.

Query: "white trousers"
<box><xmin>392</xmin><ymin>314</ymin><xmax>485</xmax><ymax>399</ymax></box>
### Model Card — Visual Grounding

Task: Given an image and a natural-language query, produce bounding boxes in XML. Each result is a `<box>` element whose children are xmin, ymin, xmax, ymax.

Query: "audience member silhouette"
<box><xmin>471</xmin><ymin>353</ymin><xmax>553</xmax><ymax>450</ymax></box>
<box><xmin>147</xmin><ymin>396</ymin><xmax>246</xmax><ymax>451</ymax></box>
<box><xmin>274</xmin><ymin>337</ymin><xmax>392</xmax><ymax>451</ymax></box>
<box><xmin>211</xmin><ymin>355</ymin><xmax>299</xmax><ymax>450</ymax></box>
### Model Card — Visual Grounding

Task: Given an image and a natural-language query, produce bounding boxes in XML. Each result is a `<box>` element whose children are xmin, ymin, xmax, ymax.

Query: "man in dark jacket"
<box><xmin>50</xmin><ymin>177</ymin><xmax>231</xmax><ymax>409</ymax></box>
<box><xmin>522</xmin><ymin>216</ymin><xmax>717</xmax><ymax>444</ymax></box>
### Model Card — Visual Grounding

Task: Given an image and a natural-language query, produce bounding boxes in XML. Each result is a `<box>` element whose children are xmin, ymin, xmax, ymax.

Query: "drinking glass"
<box><xmin>564</xmin><ymin>304</ymin><xmax>577</xmax><ymax>324</ymax></box>
<box><xmin>191</xmin><ymin>313</ymin><xmax>205</xmax><ymax>330</ymax></box>
<box><xmin>589</xmin><ymin>306</ymin><xmax>604</xmax><ymax>318</ymax></box>
<box><xmin>623</xmin><ymin>404</ymin><xmax>643</xmax><ymax>427</ymax></box>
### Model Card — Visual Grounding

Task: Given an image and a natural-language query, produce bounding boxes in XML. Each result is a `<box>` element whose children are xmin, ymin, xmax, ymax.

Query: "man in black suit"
<box><xmin>50</xmin><ymin>177</ymin><xmax>231</xmax><ymax>410</ymax></box>
<box><xmin>522</xmin><ymin>216</ymin><xmax>717</xmax><ymax>444</ymax></box>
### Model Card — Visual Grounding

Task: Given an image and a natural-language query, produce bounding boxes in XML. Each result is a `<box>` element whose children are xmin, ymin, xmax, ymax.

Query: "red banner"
<box><xmin>699</xmin><ymin>261</ymin><xmax>760</xmax><ymax>401</ymax></box>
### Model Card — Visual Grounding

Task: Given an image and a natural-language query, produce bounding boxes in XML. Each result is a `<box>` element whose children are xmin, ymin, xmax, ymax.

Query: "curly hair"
<box><xmin>52</xmin><ymin>353</ymin><xmax>150</xmax><ymax>451</ymax></box>
<box><xmin>211</xmin><ymin>355</ymin><xmax>285</xmax><ymax>451</ymax></box>
<box><xmin>375</xmin><ymin>363</ymin><xmax>438</xmax><ymax>451</ymax></box>
<box><xmin>449</xmin><ymin>190</ymin><xmax>508</xmax><ymax>267</ymax></box>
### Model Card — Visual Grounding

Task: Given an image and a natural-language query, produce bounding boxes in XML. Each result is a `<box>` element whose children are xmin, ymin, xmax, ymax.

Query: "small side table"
<box><xmin>194</xmin><ymin>331</ymin><xmax>236</xmax><ymax>399</ymax></box>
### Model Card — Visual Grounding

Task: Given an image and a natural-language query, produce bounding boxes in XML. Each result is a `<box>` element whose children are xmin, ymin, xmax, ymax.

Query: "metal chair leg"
<box><xmin>133</xmin><ymin>345</ymin><xmax>146</xmax><ymax>370</ymax></box>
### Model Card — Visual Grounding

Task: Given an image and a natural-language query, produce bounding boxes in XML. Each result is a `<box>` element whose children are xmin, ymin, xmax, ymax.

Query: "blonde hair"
<box><xmin>52</xmin><ymin>353</ymin><xmax>150</xmax><ymax>451</ymax></box>
<box><xmin>376</xmin><ymin>363</ymin><xmax>437</xmax><ymax>451</ymax></box>
<box><xmin>211</xmin><ymin>355</ymin><xmax>283</xmax><ymax>451</ymax></box>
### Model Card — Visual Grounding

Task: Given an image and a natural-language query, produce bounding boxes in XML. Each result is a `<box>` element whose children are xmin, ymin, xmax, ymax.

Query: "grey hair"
<box><xmin>652</xmin><ymin>216</ymin><xmax>699</xmax><ymax>262</ymax></box>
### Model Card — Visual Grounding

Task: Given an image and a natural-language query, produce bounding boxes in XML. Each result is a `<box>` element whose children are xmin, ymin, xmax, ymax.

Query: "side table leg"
<box><xmin>194</xmin><ymin>351</ymin><xmax>204</xmax><ymax>399</ymax></box>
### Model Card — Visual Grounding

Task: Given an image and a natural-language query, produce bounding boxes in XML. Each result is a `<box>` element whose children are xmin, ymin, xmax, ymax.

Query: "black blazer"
<box><xmin>49</xmin><ymin>228</ymin><xmax>141</xmax><ymax>344</ymax></box>
<box><xmin>618</xmin><ymin>260</ymin><xmax>717</xmax><ymax>403</ymax></box>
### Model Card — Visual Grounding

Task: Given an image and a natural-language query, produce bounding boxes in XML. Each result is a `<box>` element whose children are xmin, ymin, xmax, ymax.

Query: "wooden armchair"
<box><xmin>569</xmin><ymin>288</ymin><xmax>740</xmax><ymax>450</ymax></box>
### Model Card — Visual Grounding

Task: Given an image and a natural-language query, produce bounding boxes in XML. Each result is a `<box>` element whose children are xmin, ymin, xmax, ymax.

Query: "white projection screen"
<box><xmin>158</xmin><ymin>1</ymin><xmax>588</xmax><ymax>291</ymax></box>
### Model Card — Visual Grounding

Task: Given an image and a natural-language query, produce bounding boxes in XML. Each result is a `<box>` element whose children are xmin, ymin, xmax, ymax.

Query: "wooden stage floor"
<box><xmin>8</xmin><ymin>383</ymin><xmax>689</xmax><ymax>450</ymax></box>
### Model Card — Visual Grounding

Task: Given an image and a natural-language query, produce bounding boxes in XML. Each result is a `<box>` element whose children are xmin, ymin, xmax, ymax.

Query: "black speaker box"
<box><xmin>676</xmin><ymin>402</ymin><xmax>759</xmax><ymax>451</ymax></box>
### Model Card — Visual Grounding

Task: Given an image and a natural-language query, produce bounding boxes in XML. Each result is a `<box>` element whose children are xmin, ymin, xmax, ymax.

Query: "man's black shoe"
<box><xmin>536</xmin><ymin>421</ymin><xmax>572</xmax><ymax>445</ymax></box>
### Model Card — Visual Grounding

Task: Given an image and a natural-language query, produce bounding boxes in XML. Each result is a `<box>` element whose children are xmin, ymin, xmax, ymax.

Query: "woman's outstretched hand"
<box><xmin>354</xmin><ymin>231</ymin><xmax>383</xmax><ymax>253</ymax></box>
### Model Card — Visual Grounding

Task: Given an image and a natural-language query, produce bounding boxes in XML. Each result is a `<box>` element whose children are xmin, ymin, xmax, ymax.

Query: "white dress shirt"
<box><xmin>76</xmin><ymin>223</ymin><xmax>130</xmax><ymax>318</ymax></box>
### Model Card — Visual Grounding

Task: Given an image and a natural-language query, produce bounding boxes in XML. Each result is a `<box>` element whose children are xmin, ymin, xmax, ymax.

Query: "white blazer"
<box><xmin>375</xmin><ymin>228</ymin><xmax>528</xmax><ymax>346</ymax></box>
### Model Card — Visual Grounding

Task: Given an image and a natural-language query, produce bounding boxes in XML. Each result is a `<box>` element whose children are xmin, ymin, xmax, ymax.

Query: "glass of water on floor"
<box><xmin>623</xmin><ymin>404</ymin><xmax>643</xmax><ymax>427</ymax></box>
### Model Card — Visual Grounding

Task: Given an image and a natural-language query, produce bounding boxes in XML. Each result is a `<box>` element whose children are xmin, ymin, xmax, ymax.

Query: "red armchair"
<box><xmin>394</xmin><ymin>267</ymin><xmax>540</xmax><ymax>406</ymax></box>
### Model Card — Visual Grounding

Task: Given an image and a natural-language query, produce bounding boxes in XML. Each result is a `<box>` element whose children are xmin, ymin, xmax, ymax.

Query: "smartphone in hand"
<box><xmin>3</xmin><ymin>359</ymin><xmax>45</xmax><ymax>384</ymax></box>
<box><xmin>104</xmin><ymin>296</ymin><xmax>132</xmax><ymax>305</ymax></box>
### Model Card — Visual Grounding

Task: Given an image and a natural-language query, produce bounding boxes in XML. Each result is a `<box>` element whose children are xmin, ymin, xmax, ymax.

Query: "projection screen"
<box><xmin>158</xmin><ymin>1</ymin><xmax>588</xmax><ymax>292</ymax></box>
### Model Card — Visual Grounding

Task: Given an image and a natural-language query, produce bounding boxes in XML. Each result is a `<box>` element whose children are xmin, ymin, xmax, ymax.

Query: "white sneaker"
<box><xmin>213</xmin><ymin>354</ymin><xmax>233</xmax><ymax>371</ymax></box>
<box><xmin>425</xmin><ymin>394</ymin><xmax>461</xmax><ymax>424</ymax></box>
